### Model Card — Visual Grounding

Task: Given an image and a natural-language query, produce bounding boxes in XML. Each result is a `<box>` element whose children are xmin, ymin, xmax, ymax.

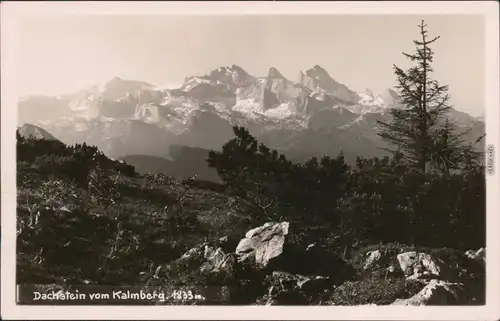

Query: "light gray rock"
<box><xmin>179</xmin><ymin>241</ymin><xmax>235</xmax><ymax>276</ymax></box>
<box><xmin>260</xmin><ymin>271</ymin><xmax>332</xmax><ymax>305</ymax></box>
<box><xmin>200</xmin><ymin>245</ymin><xmax>235</xmax><ymax>274</ymax></box>
<box><xmin>465</xmin><ymin>248</ymin><xmax>486</xmax><ymax>265</ymax></box>
<box><xmin>363</xmin><ymin>250</ymin><xmax>382</xmax><ymax>270</ymax></box>
<box><xmin>397</xmin><ymin>251</ymin><xmax>446</xmax><ymax>280</ymax></box>
<box><xmin>235</xmin><ymin>221</ymin><xmax>290</xmax><ymax>267</ymax></box>
<box><xmin>270</xmin><ymin>271</ymin><xmax>331</xmax><ymax>294</ymax></box>
<box><xmin>235</xmin><ymin>221</ymin><xmax>356</xmax><ymax>280</ymax></box>
<box><xmin>392</xmin><ymin>279</ymin><xmax>466</xmax><ymax>306</ymax></box>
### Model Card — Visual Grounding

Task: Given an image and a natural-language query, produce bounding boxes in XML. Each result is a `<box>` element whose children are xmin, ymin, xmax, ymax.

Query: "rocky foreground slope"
<box><xmin>138</xmin><ymin>221</ymin><xmax>486</xmax><ymax>305</ymax></box>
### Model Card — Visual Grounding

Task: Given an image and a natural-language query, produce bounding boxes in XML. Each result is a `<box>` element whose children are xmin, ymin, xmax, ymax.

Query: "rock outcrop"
<box><xmin>258</xmin><ymin>271</ymin><xmax>333</xmax><ymax>305</ymax></box>
<box><xmin>160</xmin><ymin>224</ymin><xmax>486</xmax><ymax>306</ymax></box>
<box><xmin>235</xmin><ymin>221</ymin><xmax>355</xmax><ymax>280</ymax></box>
<box><xmin>170</xmin><ymin>237</ymin><xmax>237</xmax><ymax>280</ymax></box>
<box><xmin>465</xmin><ymin>248</ymin><xmax>485</xmax><ymax>265</ymax></box>
<box><xmin>297</xmin><ymin>65</ymin><xmax>361</xmax><ymax>104</ymax></box>
<box><xmin>397</xmin><ymin>251</ymin><xmax>447</xmax><ymax>280</ymax></box>
<box><xmin>199</xmin><ymin>246</ymin><xmax>236</xmax><ymax>275</ymax></box>
<box><xmin>363</xmin><ymin>250</ymin><xmax>382</xmax><ymax>270</ymax></box>
<box><xmin>235</xmin><ymin>221</ymin><xmax>290</xmax><ymax>268</ymax></box>
<box><xmin>392</xmin><ymin>279</ymin><xmax>466</xmax><ymax>306</ymax></box>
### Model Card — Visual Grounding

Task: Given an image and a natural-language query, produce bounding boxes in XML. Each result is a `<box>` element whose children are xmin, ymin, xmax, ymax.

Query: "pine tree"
<box><xmin>376</xmin><ymin>20</ymin><xmax>486</xmax><ymax>249</ymax></box>
<box><xmin>207</xmin><ymin>126</ymin><xmax>259</xmax><ymax>193</ymax></box>
<box><xmin>377</xmin><ymin>20</ymin><xmax>452</xmax><ymax>173</ymax></box>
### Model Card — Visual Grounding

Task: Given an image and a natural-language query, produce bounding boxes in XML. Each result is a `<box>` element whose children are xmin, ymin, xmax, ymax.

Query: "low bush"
<box><xmin>327</xmin><ymin>277</ymin><xmax>423</xmax><ymax>305</ymax></box>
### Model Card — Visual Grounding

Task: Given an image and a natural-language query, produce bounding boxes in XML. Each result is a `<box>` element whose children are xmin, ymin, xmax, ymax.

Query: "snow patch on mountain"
<box><xmin>232</xmin><ymin>99</ymin><xmax>264</xmax><ymax>118</ymax></box>
<box><xmin>339</xmin><ymin>114</ymin><xmax>369</xmax><ymax>129</ymax></box>
<box><xmin>68</xmin><ymin>89</ymin><xmax>103</xmax><ymax>120</ymax></box>
<box><xmin>309</xmin><ymin>90</ymin><xmax>329</xmax><ymax>101</ymax></box>
<box><xmin>134</xmin><ymin>104</ymin><xmax>160</xmax><ymax>123</ymax></box>
<box><xmin>262</xmin><ymin>102</ymin><xmax>296</xmax><ymax>119</ymax></box>
<box><xmin>232</xmin><ymin>97</ymin><xmax>300</xmax><ymax>121</ymax></box>
<box><xmin>358</xmin><ymin>91</ymin><xmax>385</xmax><ymax>107</ymax></box>
<box><xmin>210</xmin><ymin>101</ymin><xmax>232</xmax><ymax>120</ymax></box>
<box><xmin>181</xmin><ymin>77</ymin><xmax>213</xmax><ymax>91</ymax></box>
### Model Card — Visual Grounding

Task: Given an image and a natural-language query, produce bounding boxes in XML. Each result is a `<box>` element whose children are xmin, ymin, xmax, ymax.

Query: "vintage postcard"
<box><xmin>1</xmin><ymin>1</ymin><xmax>499</xmax><ymax>320</ymax></box>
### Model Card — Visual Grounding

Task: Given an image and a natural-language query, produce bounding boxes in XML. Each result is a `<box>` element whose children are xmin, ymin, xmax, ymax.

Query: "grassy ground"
<box><xmin>16</xmin><ymin>165</ymin><xmax>255</xmax><ymax>287</ymax></box>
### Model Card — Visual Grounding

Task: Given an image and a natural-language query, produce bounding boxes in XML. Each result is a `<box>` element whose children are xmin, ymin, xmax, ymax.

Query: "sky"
<box><xmin>17</xmin><ymin>14</ymin><xmax>485</xmax><ymax>116</ymax></box>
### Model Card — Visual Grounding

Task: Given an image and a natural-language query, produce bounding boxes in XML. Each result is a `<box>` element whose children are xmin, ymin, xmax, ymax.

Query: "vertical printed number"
<box><xmin>487</xmin><ymin>145</ymin><xmax>494</xmax><ymax>176</ymax></box>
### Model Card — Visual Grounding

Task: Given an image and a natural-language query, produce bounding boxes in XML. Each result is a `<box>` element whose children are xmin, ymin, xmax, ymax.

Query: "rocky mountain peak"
<box><xmin>363</xmin><ymin>88</ymin><xmax>375</xmax><ymax>97</ymax></box>
<box><xmin>208</xmin><ymin>65</ymin><xmax>253</xmax><ymax>86</ymax></box>
<box><xmin>309</xmin><ymin>64</ymin><xmax>328</xmax><ymax>73</ymax></box>
<box><xmin>229</xmin><ymin>64</ymin><xmax>247</xmax><ymax>73</ymax></box>
<box><xmin>18</xmin><ymin>123</ymin><xmax>58</xmax><ymax>141</ymax></box>
<box><xmin>99</xmin><ymin>77</ymin><xmax>155</xmax><ymax>100</ymax></box>
<box><xmin>267</xmin><ymin>67</ymin><xmax>285</xmax><ymax>79</ymax></box>
<box><xmin>303</xmin><ymin>65</ymin><xmax>332</xmax><ymax>80</ymax></box>
<box><xmin>108</xmin><ymin>76</ymin><xmax>123</xmax><ymax>83</ymax></box>
<box><xmin>297</xmin><ymin>66</ymin><xmax>360</xmax><ymax>104</ymax></box>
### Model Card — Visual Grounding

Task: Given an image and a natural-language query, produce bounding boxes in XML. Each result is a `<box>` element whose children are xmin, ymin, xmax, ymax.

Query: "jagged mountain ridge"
<box><xmin>18</xmin><ymin>64</ymin><xmax>485</xmax><ymax>165</ymax></box>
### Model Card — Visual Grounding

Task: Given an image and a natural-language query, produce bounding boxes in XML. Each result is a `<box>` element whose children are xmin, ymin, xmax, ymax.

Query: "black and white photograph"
<box><xmin>1</xmin><ymin>1</ymin><xmax>499</xmax><ymax>320</ymax></box>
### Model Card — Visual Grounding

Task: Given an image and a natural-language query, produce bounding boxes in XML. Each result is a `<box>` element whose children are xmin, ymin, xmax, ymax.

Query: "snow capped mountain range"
<box><xmin>18</xmin><ymin>64</ymin><xmax>484</xmax><ymax>163</ymax></box>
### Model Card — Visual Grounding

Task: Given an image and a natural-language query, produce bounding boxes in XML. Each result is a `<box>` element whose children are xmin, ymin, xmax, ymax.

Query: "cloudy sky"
<box><xmin>17</xmin><ymin>14</ymin><xmax>484</xmax><ymax>116</ymax></box>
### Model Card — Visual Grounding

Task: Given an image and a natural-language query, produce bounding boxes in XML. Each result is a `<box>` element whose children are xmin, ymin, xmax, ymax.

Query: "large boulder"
<box><xmin>235</xmin><ymin>221</ymin><xmax>290</xmax><ymax>268</ymax></box>
<box><xmin>397</xmin><ymin>251</ymin><xmax>447</xmax><ymax>280</ymax></box>
<box><xmin>392</xmin><ymin>279</ymin><xmax>466</xmax><ymax>306</ymax></box>
<box><xmin>235</xmin><ymin>222</ymin><xmax>356</xmax><ymax>280</ymax></box>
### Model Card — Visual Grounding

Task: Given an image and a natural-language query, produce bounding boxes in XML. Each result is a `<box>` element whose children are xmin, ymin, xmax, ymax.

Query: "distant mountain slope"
<box><xmin>120</xmin><ymin>155</ymin><xmax>174</xmax><ymax>175</ymax></box>
<box><xmin>18</xmin><ymin>124</ymin><xmax>58</xmax><ymax>141</ymax></box>
<box><xmin>121</xmin><ymin>145</ymin><xmax>219</xmax><ymax>182</ymax></box>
